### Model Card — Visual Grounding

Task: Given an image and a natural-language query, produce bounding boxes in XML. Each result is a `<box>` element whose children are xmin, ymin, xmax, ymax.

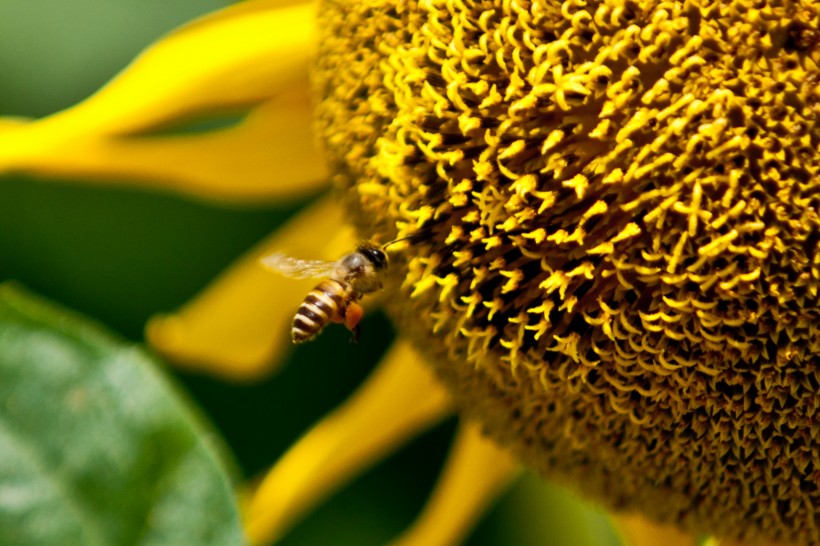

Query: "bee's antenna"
<box><xmin>382</xmin><ymin>229</ymin><xmax>432</xmax><ymax>250</ymax></box>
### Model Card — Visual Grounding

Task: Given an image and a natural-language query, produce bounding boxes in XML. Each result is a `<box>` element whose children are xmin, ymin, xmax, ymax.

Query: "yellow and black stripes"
<box><xmin>292</xmin><ymin>279</ymin><xmax>346</xmax><ymax>343</ymax></box>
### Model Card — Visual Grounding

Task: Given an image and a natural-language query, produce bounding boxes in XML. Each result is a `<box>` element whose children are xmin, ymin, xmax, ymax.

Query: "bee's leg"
<box><xmin>343</xmin><ymin>301</ymin><xmax>364</xmax><ymax>343</ymax></box>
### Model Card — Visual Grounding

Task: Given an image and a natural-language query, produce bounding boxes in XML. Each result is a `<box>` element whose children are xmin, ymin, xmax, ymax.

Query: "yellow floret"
<box><xmin>313</xmin><ymin>1</ymin><xmax>820</xmax><ymax>544</ymax></box>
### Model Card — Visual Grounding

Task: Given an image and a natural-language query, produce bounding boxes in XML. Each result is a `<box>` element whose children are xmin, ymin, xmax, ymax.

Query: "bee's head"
<box><xmin>357</xmin><ymin>242</ymin><xmax>388</xmax><ymax>270</ymax></box>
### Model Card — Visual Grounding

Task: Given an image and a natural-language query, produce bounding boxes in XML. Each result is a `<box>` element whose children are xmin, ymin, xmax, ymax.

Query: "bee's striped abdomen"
<box><xmin>292</xmin><ymin>279</ymin><xmax>346</xmax><ymax>343</ymax></box>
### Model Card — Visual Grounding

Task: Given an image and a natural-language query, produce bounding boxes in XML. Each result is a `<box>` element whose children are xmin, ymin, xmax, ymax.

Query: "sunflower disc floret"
<box><xmin>313</xmin><ymin>0</ymin><xmax>820</xmax><ymax>543</ymax></box>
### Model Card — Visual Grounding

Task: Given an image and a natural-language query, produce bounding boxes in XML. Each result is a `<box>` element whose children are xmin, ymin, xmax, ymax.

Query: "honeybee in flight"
<box><xmin>262</xmin><ymin>241</ymin><xmax>390</xmax><ymax>344</ymax></box>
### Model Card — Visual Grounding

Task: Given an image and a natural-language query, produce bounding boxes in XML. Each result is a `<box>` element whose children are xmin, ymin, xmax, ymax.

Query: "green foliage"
<box><xmin>0</xmin><ymin>284</ymin><xmax>245</xmax><ymax>546</ymax></box>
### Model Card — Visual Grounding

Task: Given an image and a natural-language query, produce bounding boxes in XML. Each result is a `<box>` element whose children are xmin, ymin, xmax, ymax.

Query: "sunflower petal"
<box><xmin>244</xmin><ymin>340</ymin><xmax>454</xmax><ymax>545</ymax></box>
<box><xmin>613</xmin><ymin>512</ymin><xmax>699</xmax><ymax>546</ymax></box>
<box><xmin>37</xmin><ymin>0</ymin><xmax>316</xmax><ymax>134</ymax></box>
<box><xmin>389</xmin><ymin>420</ymin><xmax>520</xmax><ymax>546</ymax></box>
<box><xmin>147</xmin><ymin>196</ymin><xmax>352</xmax><ymax>380</ymax></box>
<box><xmin>0</xmin><ymin>1</ymin><xmax>327</xmax><ymax>202</ymax></box>
<box><xmin>0</xmin><ymin>91</ymin><xmax>328</xmax><ymax>202</ymax></box>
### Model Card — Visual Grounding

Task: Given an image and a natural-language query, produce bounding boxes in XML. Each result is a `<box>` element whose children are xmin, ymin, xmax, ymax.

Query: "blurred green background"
<box><xmin>0</xmin><ymin>2</ymin><xmax>621</xmax><ymax>545</ymax></box>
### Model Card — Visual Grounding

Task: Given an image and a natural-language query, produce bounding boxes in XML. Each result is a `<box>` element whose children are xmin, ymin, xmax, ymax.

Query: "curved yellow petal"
<box><xmin>244</xmin><ymin>340</ymin><xmax>454</xmax><ymax>545</ymax></box>
<box><xmin>47</xmin><ymin>0</ymin><xmax>317</xmax><ymax>135</ymax></box>
<box><xmin>147</xmin><ymin>196</ymin><xmax>353</xmax><ymax>379</ymax></box>
<box><xmin>613</xmin><ymin>512</ymin><xmax>698</xmax><ymax>546</ymax></box>
<box><xmin>389</xmin><ymin>420</ymin><xmax>521</xmax><ymax>546</ymax></box>
<box><xmin>0</xmin><ymin>90</ymin><xmax>328</xmax><ymax>203</ymax></box>
<box><xmin>0</xmin><ymin>1</ymin><xmax>328</xmax><ymax>202</ymax></box>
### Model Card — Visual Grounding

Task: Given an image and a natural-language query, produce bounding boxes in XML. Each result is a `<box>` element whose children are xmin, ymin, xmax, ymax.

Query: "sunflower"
<box><xmin>1</xmin><ymin>1</ymin><xmax>817</xmax><ymax>545</ymax></box>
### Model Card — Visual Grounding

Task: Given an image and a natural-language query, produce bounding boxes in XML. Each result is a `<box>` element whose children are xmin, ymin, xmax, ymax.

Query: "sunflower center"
<box><xmin>313</xmin><ymin>1</ymin><xmax>820</xmax><ymax>543</ymax></box>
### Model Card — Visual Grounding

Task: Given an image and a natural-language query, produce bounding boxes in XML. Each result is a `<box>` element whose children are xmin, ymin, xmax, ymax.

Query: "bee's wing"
<box><xmin>261</xmin><ymin>253</ymin><xmax>338</xmax><ymax>279</ymax></box>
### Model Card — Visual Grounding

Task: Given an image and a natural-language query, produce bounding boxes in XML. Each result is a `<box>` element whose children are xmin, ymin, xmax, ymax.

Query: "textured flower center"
<box><xmin>313</xmin><ymin>0</ymin><xmax>820</xmax><ymax>543</ymax></box>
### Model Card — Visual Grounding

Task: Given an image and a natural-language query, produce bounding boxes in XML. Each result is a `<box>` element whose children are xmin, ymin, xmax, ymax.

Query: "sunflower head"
<box><xmin>313</xmin><ymin>0</ymin><xmax>820</xmax><ymax>544</ymax></box>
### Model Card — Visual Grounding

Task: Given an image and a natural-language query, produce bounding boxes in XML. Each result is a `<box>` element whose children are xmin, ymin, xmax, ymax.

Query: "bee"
<box><xmin>261</xmin><ymin>241</ymin><xmax>390</xmax><ymax>344</ymax></box>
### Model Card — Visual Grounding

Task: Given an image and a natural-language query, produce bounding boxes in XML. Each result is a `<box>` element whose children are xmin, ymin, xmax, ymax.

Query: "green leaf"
<box><xmin>0</xmin><ymin>283</ymin><xmax>246</xmax><ymax>546</ymax></box>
